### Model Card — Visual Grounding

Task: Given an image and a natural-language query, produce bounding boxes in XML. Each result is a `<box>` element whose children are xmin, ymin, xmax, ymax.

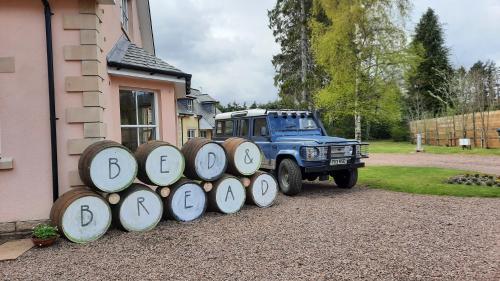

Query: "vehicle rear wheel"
<box><xmin>332</xmin><ymin>168</ymin><xmax>358</xmax><ymax>189</ymax></box>
<box><xmin>278</xmin><ymin>159</ymin><xmax>302</xmax><ymax>196</ymax></box>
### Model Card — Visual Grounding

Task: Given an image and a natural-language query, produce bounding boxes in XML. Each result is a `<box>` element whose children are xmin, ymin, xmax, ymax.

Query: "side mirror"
<box><xmin>260</xmin><ymin>126</ymin><xmax>268</xmax><ymax>136</ymax></box>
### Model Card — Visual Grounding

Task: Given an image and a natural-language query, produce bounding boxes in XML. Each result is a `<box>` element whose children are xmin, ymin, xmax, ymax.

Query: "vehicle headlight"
<box><xmin>344</xmin><ymin>145</ymin><xmax>353</xmax><ymax>156</ymax></box>
<box><xmin>301</xmin><ymin>146</ymin><xmax>328</xmax><ymax>161</ymax></box>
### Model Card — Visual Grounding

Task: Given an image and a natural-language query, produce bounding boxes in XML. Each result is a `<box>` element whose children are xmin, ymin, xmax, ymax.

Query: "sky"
<box><xmin>150</xmin><ymin>0</ymin><xmax>500</xmax><ymax>105</ymax></box>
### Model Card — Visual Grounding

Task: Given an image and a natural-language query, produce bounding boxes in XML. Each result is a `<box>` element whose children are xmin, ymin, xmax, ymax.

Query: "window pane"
<box><xmin>120</xmin><ymin>90</ymin><xmax>136</xmax><ymax>125</ymax></box>
<box><xmin>137</xmin><ymin>92</ymin><xmax>155</xmax><ymax>125</ymax></box>
<box><xmin>121</xmin><ymin>127</ymin><xmax>138</xmax><ymax>151</ymax></box>
<box><xmin>239</xmin><ymin>119</ymin><xmax>249</xmax><ymax>137</ymax></box>
<box><xmin>139</xmin><ymin>127</ymin><xmax>156</xmax><ymax>145</ymax></box>
<box><xmin>216</xmin><ymin>121</ymin><xmax>223</xmax><ymax>134</ymax></box>
<box><xmin>224</xmin><ymin>120</ymin><xmax>233</xmax><ymax>136</ymax></box>
<box><xmin>253</xmin><ymin>118</ymin><xmax>268</xmax><ymax>136</ymax></box>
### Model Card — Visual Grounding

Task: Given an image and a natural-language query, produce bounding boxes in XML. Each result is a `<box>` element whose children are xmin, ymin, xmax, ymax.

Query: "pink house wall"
<box><xmin>0</xmin><ymin>0</ymin><xmax>179</xmax><ymax>223</ymax></box>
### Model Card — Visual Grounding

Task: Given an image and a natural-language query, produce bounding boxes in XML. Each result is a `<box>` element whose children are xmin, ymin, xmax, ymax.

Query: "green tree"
<box><xmin>268</xmin><ymin>0</ymin><xmax>328</xmax><ymax>109</ymax></box>
<box><xmin>408</xmin><ymin>8</ymin><xmax>452</xmax><ymax>115</ymax></box>
<box><xmin>310</xmin><ymin>0</ymin><xmax>411</xmax><ymax>140</ymax></box>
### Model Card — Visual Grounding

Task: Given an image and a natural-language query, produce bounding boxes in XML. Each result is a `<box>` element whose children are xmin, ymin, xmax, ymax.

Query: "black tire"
<box><xmin>333</xmin><ymin>168</ymin><xmax>358</xmax><ymax>189</ymax></box>
<box><xmin>278</xmin><ymin>159</ymin><xmax>302</xmax><ymax>196</ymax></box>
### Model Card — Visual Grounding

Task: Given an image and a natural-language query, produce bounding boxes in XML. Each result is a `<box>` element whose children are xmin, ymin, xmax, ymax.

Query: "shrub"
<box><xmin>32</xmin><ymin>224</ymin><xmax>58</xmax><ymax>239</ymax></box>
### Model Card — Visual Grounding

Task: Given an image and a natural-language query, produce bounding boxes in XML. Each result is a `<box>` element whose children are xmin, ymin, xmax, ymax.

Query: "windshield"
<box><xmin>269</xmin><ymin>115</ymin><xmax>319</xmax><ymax>131</ymax></box>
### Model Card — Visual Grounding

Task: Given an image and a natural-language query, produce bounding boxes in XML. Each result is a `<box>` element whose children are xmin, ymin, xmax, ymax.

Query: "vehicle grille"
<box><xmin>330</xmin><ymin>145</ymin><xmax>350</xmax><ymax>158</ymax></box>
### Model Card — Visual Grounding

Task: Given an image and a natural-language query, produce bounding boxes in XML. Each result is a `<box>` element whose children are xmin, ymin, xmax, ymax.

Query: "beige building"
<box><xmin>177</xmin><ymin>89</ymin><xmax>220</xmax><ymax>145</ymax></box>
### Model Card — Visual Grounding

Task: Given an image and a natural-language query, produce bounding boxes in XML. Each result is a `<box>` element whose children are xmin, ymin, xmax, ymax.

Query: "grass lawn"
<box><xmin>358</xmin><ymin>166</ymin><xmax>500</xmax><ymax>197</ymax></box>
<box><xmin>368</xmin><ymin>140</ymin><xmax>500</xmax><ymax>156</ymax></box>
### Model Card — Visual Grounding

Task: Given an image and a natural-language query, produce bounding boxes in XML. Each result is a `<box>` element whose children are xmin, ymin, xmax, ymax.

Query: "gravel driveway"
<box><xmin>366</xmin><ymin>153</ymin><xmax>500</xmax><ymax>175</ymax></box>
<box><xmin>1</xmin><ymin>183</ymin><xmax>499</xmax><ymax>281</ymax></box>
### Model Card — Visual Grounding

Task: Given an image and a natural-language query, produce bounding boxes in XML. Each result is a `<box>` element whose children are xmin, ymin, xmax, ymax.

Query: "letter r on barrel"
<box><xmin>109</xmin><ymin>158</ymin><xmax>121</xmax><ymax>179</ymax></box>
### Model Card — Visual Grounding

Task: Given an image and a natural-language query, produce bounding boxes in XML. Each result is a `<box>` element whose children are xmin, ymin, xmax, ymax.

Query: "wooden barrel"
<box><xmin>50</xmin><ymin>188</ymin><xmax>112</xmax><ymax>243</ymax></box>
<box><xmin>111</xmin><ymin>183</ymin><xmax>163</xmax><ymax>232</ymax></box>
<box><xmin>222</xmin><ymin>137</ymin><xmax>262</xmax><ymax>176</ymax></box>
<box><xmin>208</xmin><ymin>174</ymin><xmax>246</xmax><ymax>214</ymax></box>
<box><xmin>135</xmin><ymin>141</ymin><xmax>185</xmax><ymax>186</ymax></box>
<box><xmin>181</xmin><ymin>138</ymin><xmax>227</xmax><ymax>181</ymax></box>
<box><xmin>79</xmin><ymin>140</ymin><xmax>137</xmax><ymax>193</ymax></box>
<box><xmin>246</xmin><ymin>172</ymin><xmax>278</xmax><ymax>208</ymax></box>
<box><xmin>164</xmin><ymin>179</ymin><xmax>207</xmax><ymax>222</ymax></box>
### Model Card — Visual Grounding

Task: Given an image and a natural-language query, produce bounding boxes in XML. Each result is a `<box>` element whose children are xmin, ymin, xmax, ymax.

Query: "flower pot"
<box><xmin>32</xmin><ymin>236</ymin><xmax>58</xmax><ymax>247</ymax></box>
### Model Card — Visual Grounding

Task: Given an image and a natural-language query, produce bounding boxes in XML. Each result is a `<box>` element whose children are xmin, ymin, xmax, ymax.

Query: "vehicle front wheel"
<box><xmin>278</xmin><ymin>159</ymin><xmax>302</xmax><ymax>196</ymax></box>
<box><xmin>332</xmin><ymin>168</ymin><xmax>358</xmax><ymax>189</ymax></box>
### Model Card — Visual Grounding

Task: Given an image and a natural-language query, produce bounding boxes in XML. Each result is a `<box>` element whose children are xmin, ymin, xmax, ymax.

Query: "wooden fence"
<box><xmin>409</xmin><ymin>110</ymin><xmax>500</xmax><ymax>148</ymax></box>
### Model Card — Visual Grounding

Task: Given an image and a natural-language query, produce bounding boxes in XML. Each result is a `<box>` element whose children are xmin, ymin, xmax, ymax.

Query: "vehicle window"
<box><xmin>216</xmin><ymin>120</ymin><xmax>234</xmax><ymax>136</ymax></box>
<box><xmin>239</xmin><ymin>119</ymin><xmax>249</xmax><ymax>137</ymax></box>
<box><xmin>269</xmin><ymin>116</ymin><xmax>318</xmax><ymax>131</ymax></box>
<box><xmin>224</xmin><ymin>120</ymin><xmax>234</xmax><ymax>135</ymax></box>
<box><xmin>253</xmin><ymin>118</ymin><xmax>268</xmax><ymax>136</ymax></box>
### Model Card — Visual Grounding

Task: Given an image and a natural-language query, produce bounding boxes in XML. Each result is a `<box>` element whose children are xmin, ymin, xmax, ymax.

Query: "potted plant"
<box><xmin>32</xmin><ymin>224</ymin><xmax>59</xmax><ymax>247</ymax></box>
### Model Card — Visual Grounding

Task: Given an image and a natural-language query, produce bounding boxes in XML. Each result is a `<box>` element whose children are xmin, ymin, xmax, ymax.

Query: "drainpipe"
<box><xmin>42</xmin><ymin>0</ymin><xmax>59</xmax><ymax>202</ymax></box>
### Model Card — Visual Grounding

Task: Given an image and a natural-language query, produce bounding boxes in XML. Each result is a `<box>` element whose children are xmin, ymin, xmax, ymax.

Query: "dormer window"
<box><xmin>121</xmin><ymin>0</ymin><xmax>129</xmax><ymax>32</ymax></box>
<box><xmin>187</xmin><ymin>99</ymin><xmax>193</xmax><ymax>112</ymax></box>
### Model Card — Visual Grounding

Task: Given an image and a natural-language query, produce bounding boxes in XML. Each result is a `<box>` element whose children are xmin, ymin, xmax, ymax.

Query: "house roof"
<box><xmin>177</xmin><ymin>89</ymin><xmax>221</xmax><ymax>128</ymax></box>
<box><xmin>187</xmin><ymin>89</ymin><xmax>217</xmax><ymax>103</ymax></box>
<box><xmin>107</xmin><ymin>36</ymin><xmax>191</xmax><ymax>80</ymax></box>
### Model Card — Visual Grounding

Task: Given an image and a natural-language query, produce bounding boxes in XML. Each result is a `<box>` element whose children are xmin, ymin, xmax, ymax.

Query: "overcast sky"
<box><xmin>150</xmin><ymin>0</ymin><xmax>500</xmax><ymax>105</ymax></box>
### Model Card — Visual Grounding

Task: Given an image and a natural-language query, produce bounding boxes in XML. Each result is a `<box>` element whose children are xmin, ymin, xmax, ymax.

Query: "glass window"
<box><xmin>253</xmin><ymin>118</ymin><xmax>268</xmax><ymax>136</ymax></box>
<box><xmin>269</xmin><ymin>115</ymin><xmax>319</xmax><ymax>131</ymax></box>
<box><xmin>121</xmin><ymin>0</ymin><xmax>129</xmax><ymax>32</ymax></box>
<box><xmin>216</xmin><ymin>121</ymin><xmax>223</xmax><ymax>135</ymax></box>
<box><xmin>215</xmin><ymin>120</ymin><xmax>233</xmax><ymax>136</ymax></box>
<box><xmin>120</xmin><ymin>90</ymin><xmax>157</xmax><ymax>151</ymax></box>
<box><xmin>187</xmin><ymin>99</ymin><xmax>193</xmax><ymax>112</ymax></box>
<box><xmin>199</xmin><ymin>130</ymin><xmax>207</xmax><ymax>138</ymax></box>
<box><xmin>238</xmin><ymin>119</ymin><xmax>249</xmax><ymax>137</ymax></box>
<box><xmin>224</xmin><ymin>120</ymin><xmax>233</xmax><ymax>136</ymax></box>
<box><xmin>187</xmin><ymin>129</ymin><xmax>196</xmax><ymax>140</ymax></box>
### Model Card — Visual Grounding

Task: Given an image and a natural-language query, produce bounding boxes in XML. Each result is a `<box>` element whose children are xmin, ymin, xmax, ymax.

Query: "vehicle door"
<box><xmin>250</xmin><ymin>116</ymin><xmax>274</xmax><ymax>170</ymax></box>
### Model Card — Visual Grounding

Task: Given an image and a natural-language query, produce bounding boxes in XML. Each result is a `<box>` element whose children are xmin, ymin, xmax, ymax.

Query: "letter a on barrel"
<box><xmin>79</xmin><ymin>141</ymin><xmax>138</xmax><ymax>193</ymax></box>
<box><xmin>50</xmin><ymin>188</ymin><xmax>112</xmax><ymax>243</ymax></box>
<box><xmin>112</xmin><ymin>184</ymin><xmax>163</xmax><ymax>232</ymax></box>
<box><xmin>208</xmin><ymin>175</ymin><xmax>246</xmax><ymax>214</ymax></box>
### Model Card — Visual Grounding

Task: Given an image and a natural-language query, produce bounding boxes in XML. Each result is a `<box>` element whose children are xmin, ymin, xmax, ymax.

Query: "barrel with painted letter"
<box><xmin>50</xmin><ymin>188</ymin><xmax>112</xmax><ymax>243</ymax></box>
<box><xmin>181</xmin><ymin>138</ymin><xmax>227</xmax><ymax>181</ymax></box>
<box><xmin>135</xmin><ymin>141</ymin><xmax>185</xmax><ymax>186</ymax></box>
<box><xmin>222</xmin><ymin>137</ymin><xmax>262</xmax><ymax>176</ymax></box>
<box><xmin>164</xmin><ymin>179</ymin><xmax>207</xmax><ymax>222</ymax></box>
<box><xmin>246</xmin><ymin>171</ymin><xmax>278</xmax><ymax>208</ymax></box>
<box><xmin>79</xmin><ymin>140</ymin><xmax>137</xmax><ymax>193</ymax></box>
<box><xmin>111</xmin><ymin>183</ymin><xmax>163</xmax><ymax>232</ymax></box>
<box><xmin>208</xmin><ymin>174</ymin><xmax>246</xmax><ymax>214</ymax></box>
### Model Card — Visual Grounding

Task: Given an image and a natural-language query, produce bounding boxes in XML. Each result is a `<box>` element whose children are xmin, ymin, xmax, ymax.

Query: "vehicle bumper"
<box><xmin>303</xmin><ymin>161</ymin><xmax>365</xmax><ymax>173</ymax></box>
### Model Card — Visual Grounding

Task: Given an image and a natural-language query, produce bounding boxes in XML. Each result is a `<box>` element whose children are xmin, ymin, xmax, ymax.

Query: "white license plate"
<box><xmin>330</xmin><ymin>158</ymin><xmax>348</xmax><ymax>165</ymax></box>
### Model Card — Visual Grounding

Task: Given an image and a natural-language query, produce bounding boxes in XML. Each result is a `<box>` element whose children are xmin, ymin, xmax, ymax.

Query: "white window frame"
<box><xmin>199</xmin><ymin>130</ymin><xmax>207</xmax><ymax>138</ymax></box>
<box><xmin>121</xmin><ymin>0</ymin><xmax>129</xmax><ymax>32</ymax></box>
<box><xmin>187</xmin><ymin>129</ymin><xmax>196</xmax><ymax>140</ymax></box>
<box><xmin>119</xmin><ymin>89</ymin><xmax>159</xmax><ymax>148</ymax></box>
<box><xmin>186</xmin><ymin>99</ymin><xmax>194</xmax><ymax>112</ymax></box>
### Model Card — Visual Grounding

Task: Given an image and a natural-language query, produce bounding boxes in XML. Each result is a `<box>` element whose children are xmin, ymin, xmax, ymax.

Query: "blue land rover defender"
<box><xmin>214</xmin><ymin>109</ymin><xmax>369</xmax><ymax>195</ymax></box>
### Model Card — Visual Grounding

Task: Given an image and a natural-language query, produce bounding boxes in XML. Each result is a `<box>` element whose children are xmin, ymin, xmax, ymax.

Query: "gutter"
<box><xmin>42</xmin><ymin>0</ymin><xmax>59</xmax><ymax>202</ymax></box>
<box><xmin>107</xmin><ymin>61</ymin><xmax>192</xmax><ymax>94</ymax></box>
